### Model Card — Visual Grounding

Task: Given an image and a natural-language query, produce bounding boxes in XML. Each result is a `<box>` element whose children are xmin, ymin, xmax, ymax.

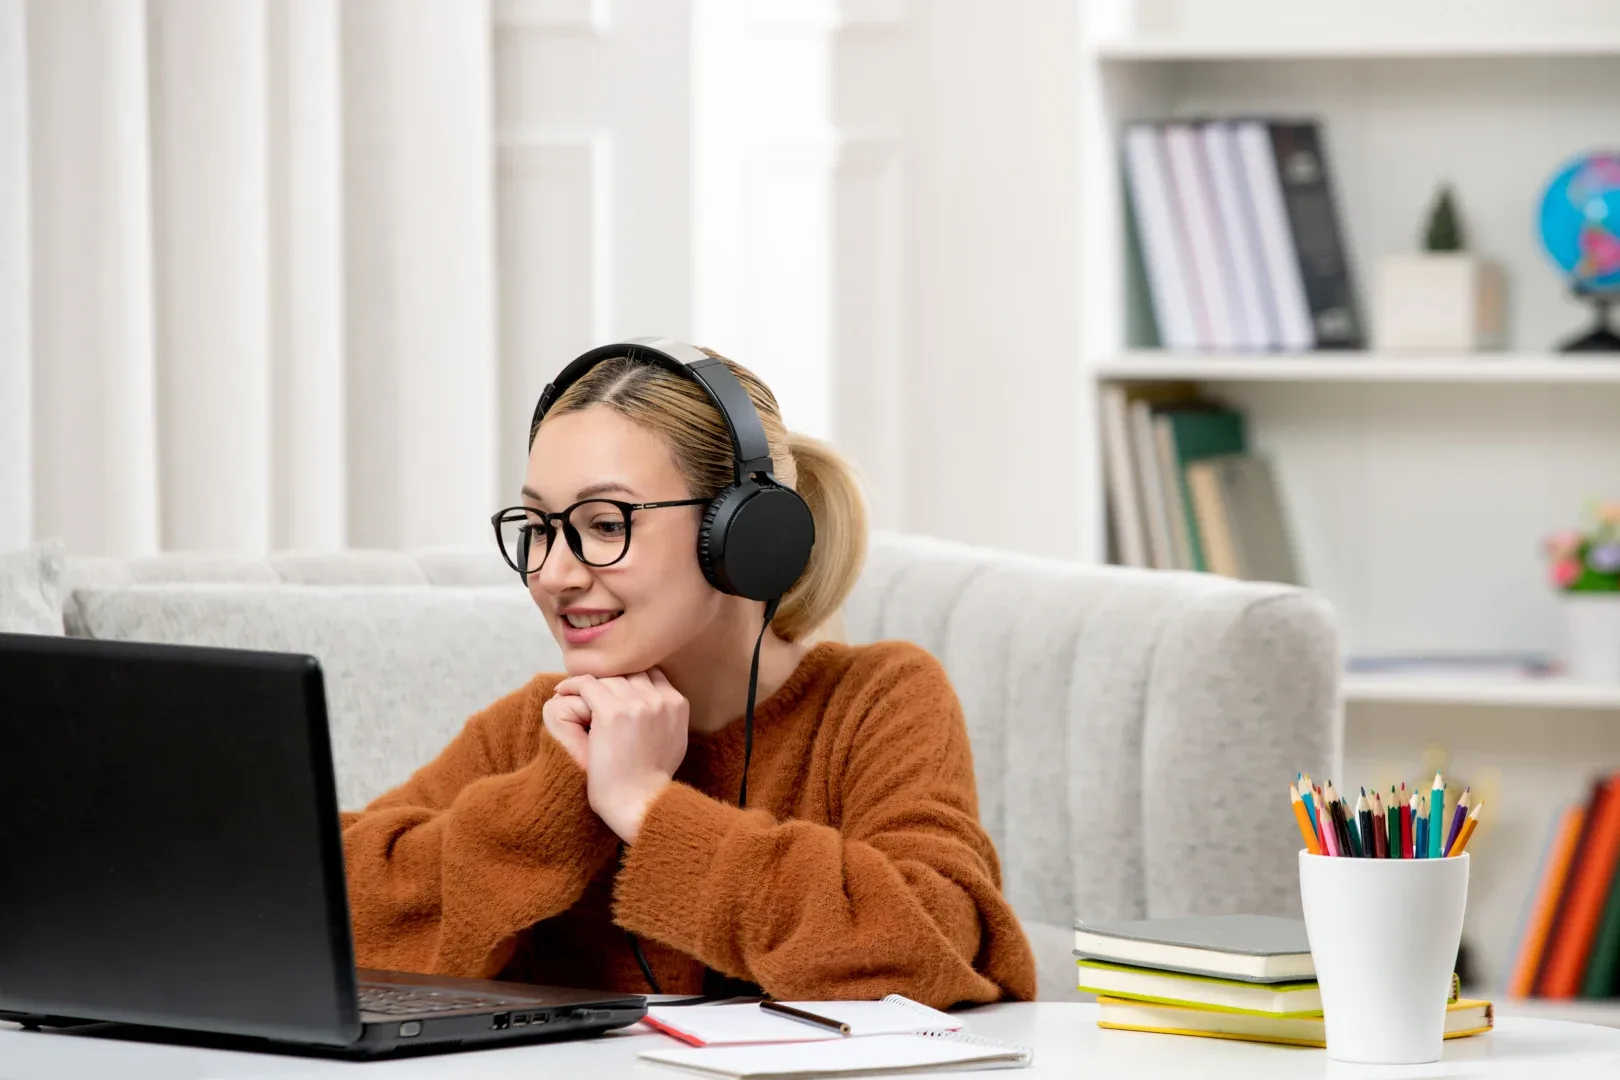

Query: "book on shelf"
<box><xmin>1506</xmin><ymin>772</ymin><xmax>1620</xmax><ymax>999</ymax></box>
<box><xmin>1100</xmin><ymin>390</ymin><xmax>1301</xmax><ymax>583</ymax></box>
<box><xmin>1123</xmin><ymin>116</ymin><xmax>1362</xmax><ymax>352</ymax></box>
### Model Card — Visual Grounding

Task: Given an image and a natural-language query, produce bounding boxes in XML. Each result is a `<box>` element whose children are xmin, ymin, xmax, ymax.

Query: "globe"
<box><xmin>1538</xmin><ymin>151</ymin><xmax>1620</xmax><ymax>293</ymax></box>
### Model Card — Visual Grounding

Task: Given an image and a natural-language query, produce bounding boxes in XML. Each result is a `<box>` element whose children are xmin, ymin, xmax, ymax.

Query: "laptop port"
<box><xmin>512</xmin><ymin>1013</ymin><xmax>529</xmax><ymax>1026</ymax></box>
<box><xmin>492</xmin><ymin>1013</ymin><xmax>510</xmax><ymax>1030</ymax></box>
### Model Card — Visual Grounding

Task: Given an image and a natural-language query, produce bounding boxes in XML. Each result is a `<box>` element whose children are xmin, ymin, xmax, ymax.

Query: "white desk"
<box><xmin>4</xmin><ymin>1003</ymin><xmax>1620</xmax><ymax>1079</ymax></box>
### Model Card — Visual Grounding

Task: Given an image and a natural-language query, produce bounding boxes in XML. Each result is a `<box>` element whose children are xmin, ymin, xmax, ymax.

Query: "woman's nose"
<box><xmin>531</xmin><ymin>534</ymin><xmax>593</xmax><ymax>597</ymax></box>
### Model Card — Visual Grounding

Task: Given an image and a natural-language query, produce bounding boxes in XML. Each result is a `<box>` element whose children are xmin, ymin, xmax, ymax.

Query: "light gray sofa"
<box><xmin>14</xmin><ymin>530</ymin><xmax>1340</xmax><ymax>1001</ymax></box>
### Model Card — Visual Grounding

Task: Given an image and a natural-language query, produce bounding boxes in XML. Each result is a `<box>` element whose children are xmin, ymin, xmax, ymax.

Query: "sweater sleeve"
<box><xmin>611</xmin><ymin>646</ymin><xmax>1038</xmax><ymax>1008</ymax></box>
<box><xmin>340</xmin><ymin>675</ymin><xmax>621</xmax><ymax>978</ymax></box>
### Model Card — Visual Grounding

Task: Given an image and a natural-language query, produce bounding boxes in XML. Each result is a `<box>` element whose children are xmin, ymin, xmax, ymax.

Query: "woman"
<box><xmin>340</xmin><ymin>343</ymin><xmax>1036</xmax><ymax>1008</ymax></box>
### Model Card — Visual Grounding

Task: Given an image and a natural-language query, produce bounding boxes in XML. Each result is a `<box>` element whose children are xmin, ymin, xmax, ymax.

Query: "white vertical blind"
<box><xmin>341</xmin><ymin>0</ymin><xmax>497</xmax><ymax>550</ymax></box>
<box><xmin>0</xmin><ymin>0</ymin><xmax>29</xmax><ymax>550</ymax></box>
<box><xmin>28</xmin><ymin>0</ymin><xmax>161</xmax><ymax>557</ymax></box>
<box><xmin>147</xmin><ymin>0</ymin><xmax>273</xmax><ymax>551</ymax></box>
<box><xmin>268</xmin><ymin>0</ymin><xmax>347</xmax><ymax>550</ymax></box>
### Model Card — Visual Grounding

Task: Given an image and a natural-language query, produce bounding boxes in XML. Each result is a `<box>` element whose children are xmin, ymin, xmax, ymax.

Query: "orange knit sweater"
<box><xmin>340</xmin><ymin>640</ymin><xmax>1036</xmax><ymax>1008</ymax></box>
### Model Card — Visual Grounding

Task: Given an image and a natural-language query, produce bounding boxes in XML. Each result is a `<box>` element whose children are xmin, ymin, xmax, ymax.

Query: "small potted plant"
<box><xmin>1374</xmin><ymin>183</ymin><xmax>1507</xmax><ymax>353</ymax></box>
<box><xmin>1544</xmin><ymin>501</ymin><xmax>1620</xmax><ymax>682</ymax></box>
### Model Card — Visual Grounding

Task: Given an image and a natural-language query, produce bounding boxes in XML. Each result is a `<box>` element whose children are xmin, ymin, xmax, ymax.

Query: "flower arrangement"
<box><xmin>1545</xmin><ymin>501</ymin><xmax>1620</xmax><ymax>591</ymax></box>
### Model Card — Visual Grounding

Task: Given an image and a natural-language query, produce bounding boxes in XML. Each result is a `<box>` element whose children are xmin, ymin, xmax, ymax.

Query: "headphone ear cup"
<box><xmin>697</xmin><ymin>492</ymin><xmax>732</xmax><ymax>593</ymax></box>
<box><xmin>698</xmin><ymin>481</ymin><xmax>815</xmax><ymax>601</ymax></box>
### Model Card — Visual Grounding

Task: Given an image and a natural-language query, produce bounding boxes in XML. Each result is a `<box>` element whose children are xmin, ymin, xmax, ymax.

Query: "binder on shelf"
<box><xmin>1261</xmin><ymin>120</ymin><xmax>1365</xmax><ymax>349</ymax></box>
<box><xmin>1233</xmin><ymin>120</ymin><xmax>1314</xmax><ymax>351</ymax></box>
<box><xmin>1122</xmin><ymin>124</ymin><xmax>1202</xmax><ymax>351</ymax></box>
<box><xmin>1162</xmin><ymin>123</ymin><xmax>1238</xmax><ymax>350</ymax></box>
<box><xmin>1201</xmin><ymin>121</ymin><xmax>1279</xmax><ymax>350</ymax></box>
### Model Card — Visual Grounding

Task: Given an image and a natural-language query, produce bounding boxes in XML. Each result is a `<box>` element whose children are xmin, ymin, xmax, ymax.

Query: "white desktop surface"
<box><xmin>4</xmin><ymin>1003</ymin><xmax>1619</xmax><ymax>1079</ymax></box>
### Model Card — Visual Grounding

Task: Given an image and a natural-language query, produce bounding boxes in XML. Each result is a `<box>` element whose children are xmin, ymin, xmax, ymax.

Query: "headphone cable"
<box><xmin>627</xmin><ymin>597</ymin><xmax>780</xmax><ymax>996</ymax></box>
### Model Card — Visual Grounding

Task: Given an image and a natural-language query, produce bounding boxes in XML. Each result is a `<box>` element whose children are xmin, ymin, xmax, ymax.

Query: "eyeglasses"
<box><xmin>490</xmin><ymin>497</ymin><xmax>708</xmax><ymax>577</ymax></box>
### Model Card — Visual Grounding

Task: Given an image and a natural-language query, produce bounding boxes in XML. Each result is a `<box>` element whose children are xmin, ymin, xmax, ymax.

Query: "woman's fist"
<box><xmin>541</xmin><ymin>686</ymin><xmax>593</xmax><ymax>771</ymax></box>
<box><xmin>554</xmin><ymin>668</ymin><xmax>689</xmax><ymax>843</ymax></box>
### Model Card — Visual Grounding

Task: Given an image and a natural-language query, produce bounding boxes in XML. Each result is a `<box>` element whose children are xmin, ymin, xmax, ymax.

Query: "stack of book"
<box><xmin>1075</xmin><ymin>914</ymin><xmax>1492</xmax><ymax>1048</ymax></box>
<box><xmin>1508</xmin><ymin>769</ymin><xmax>1620</xmax><ymax>1000</ymax></box>
<box><xmin>1100</xmin><ymin>387</ymin><xmax>1300</xmax><ymax>579</ymax></box>
<box><xmin>1122</xmin><ymin>117</ymin><xmax>1363</xmax><ymax>352</ymax></box>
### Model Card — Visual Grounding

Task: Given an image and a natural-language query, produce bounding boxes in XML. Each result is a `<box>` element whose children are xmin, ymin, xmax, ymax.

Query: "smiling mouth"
<box><xmin>563</xmin><ymin>611</ymin><xmax>623</xmax><ymax>629</ymax></box>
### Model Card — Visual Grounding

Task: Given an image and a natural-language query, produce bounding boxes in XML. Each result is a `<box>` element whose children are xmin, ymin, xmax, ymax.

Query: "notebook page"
<box><xmin>638</xmin><ymin>1032</ymin><xmax>1032</xmax><ymax>1078</ymax></box>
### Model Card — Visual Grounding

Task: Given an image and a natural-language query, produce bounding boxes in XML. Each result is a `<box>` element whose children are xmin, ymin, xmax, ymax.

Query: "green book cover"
<box><xmin>1579</xmin><ymin>850</ymin><xmax>1620</xmax><ymax>996</ymax></box>
<box><xmin>1156</xmin><ymin>406</ymin><xmax>1246</xmax><ymax>572</ymax></box>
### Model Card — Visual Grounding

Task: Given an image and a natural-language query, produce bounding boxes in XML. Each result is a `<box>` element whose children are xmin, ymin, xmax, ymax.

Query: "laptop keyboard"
<box><xmin>358</xmin><ymin>984</ymin><xmax>535</xmax><ymax>1017</ymax></box>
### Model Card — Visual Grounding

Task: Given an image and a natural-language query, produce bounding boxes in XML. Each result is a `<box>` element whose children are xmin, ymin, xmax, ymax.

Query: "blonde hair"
<box><xmin>539</xmin><ymin>351</ymin><xmax>868</xmax><ymax>643</ymax></box>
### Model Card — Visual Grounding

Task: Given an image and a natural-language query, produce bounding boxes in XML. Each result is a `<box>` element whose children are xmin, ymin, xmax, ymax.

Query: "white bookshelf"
<box><xmin>1344</xmin><ymin>674</ymin><xmax>1620</xmax><ymax>711</ymax></box>
<box><xmin>1078</xmin><ymin>0</ymin><xmax>1620</xmax><ymax>1000</ymax></box>
<box><xmin>1495</xmin><ymin>998</ymin><xmax>1620</xmax><ymax>1029</ymax></box>
<box><xmin>1096</xmin><ymin>352</ymin><xmax>1620</xmax><ymax>385</ymax></box>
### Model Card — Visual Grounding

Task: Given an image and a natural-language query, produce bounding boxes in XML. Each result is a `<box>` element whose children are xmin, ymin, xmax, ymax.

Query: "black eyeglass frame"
<box><xmin>490</xmin><ymin>497</ymin><xmax>709</xmax><ymax>577</ymax></box>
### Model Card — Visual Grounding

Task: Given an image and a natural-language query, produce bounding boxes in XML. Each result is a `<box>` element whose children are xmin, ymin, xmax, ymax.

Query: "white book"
<box><xmin>639</xmin><ymin>1031</ymin><xmax>1032</xmax><ymax>1078</ymax></box>
<box><xmin>1235</xmin><ymin>121</ymin><xmax>1314</xmax><ymax>351</ymax></box>
<box><xmin>1162</xmin><ymin>123</ymin><xmax>1237</xmax><ymax>350</ymax></box>
<box><xmin>1099</xmin><ymin>385</ymin><xmax>1149</xmax><ymax>568</ymax></box>
<box><xmin>1122</xmin><ymin>125</ymin><xmax>1201</xmax><ymax>350</ymax></box>
<box><xmin>1128</xmin><ymin>399</ymin><xmax>1175</xmax><ymax>570</ymax></box>
<box><xmin>1201</xmin><ymin>122</ymin><xmax>1277</xmax><ymax>350</ymax></box>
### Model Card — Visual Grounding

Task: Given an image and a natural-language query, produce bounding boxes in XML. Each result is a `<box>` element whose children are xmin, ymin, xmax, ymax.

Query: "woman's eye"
<box><xmin>589</xmin><ymin>518</ymin><xmax>626</xmax><ymax>537</ymax></box>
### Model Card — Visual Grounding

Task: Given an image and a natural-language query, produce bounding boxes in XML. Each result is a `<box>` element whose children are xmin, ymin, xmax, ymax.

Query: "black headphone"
<box><xmin>529</xmin><ymin>336</ymin><xmax>815</xmax><ymax>604</ymax></box>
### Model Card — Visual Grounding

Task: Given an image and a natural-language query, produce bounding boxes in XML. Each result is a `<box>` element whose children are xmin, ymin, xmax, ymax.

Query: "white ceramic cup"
<box><xmin>1298</xmin><ymin>850</ymin><xmax>1470</xmax><ymax>1065</ymax></box>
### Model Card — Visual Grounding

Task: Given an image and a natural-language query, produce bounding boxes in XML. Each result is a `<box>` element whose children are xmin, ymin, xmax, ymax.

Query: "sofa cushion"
<box><xmin>0</xmin><ymin>539</ymin><xmax>66</xmax><ymax>634</ymax></box>
<box><xmin>65</xmin><ymin>583</ymin><xmax>563</xmax><ymax>809</ymax></box>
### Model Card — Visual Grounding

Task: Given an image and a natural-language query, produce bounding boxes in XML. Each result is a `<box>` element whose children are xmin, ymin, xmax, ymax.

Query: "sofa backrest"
<box><xmin>57</xmin><ymin>530</ymin><xmax>1339</xmax><ymax>982</ymax></box>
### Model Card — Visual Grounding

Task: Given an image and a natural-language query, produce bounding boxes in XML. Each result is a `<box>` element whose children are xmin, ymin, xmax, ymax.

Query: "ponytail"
<box><xmin>774</xmin><ymin>431</ymin><xmax>868</xmax><ymax>644</ymax></box>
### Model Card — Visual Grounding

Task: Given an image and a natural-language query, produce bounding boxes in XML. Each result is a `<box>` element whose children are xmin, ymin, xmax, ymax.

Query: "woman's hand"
<box><xmin>541</xmin><ymin>688</ymin><xmax>594</xmax><ymax>771</ymax></box>
<box><xmin>555</xmin><ymin>669</ymin><xmax>689</xmax><ymax>844</ymax></box>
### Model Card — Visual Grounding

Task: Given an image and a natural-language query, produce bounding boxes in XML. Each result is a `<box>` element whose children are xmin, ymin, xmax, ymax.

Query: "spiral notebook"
<box><xmin>644</xmin><ymin>994</ymin><xmax>966</xmax><ymax>1047</ymax></box>
<box><xmin>637</xmin><ymin>1030</ymin><xmax>1032</xmax><ymax>1078</ymax></box>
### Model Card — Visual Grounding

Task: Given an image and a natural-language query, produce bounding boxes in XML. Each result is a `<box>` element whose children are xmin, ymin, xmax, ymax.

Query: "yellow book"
<box><xmin>1076</xmin><ymin>959</ymin><xmax>1322</xmax><ymax>1017</ymax></box>
<box><xmin>1096</xmin><ymin>996</ymin><xmax>1494</xmax><ymax>1049</ymax></box>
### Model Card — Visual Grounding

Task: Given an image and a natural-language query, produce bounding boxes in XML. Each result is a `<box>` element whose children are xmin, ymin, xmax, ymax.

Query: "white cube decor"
<box><xmin>1374</xmin><ymin>253</ymin><xmax>1507</xmax><ymax>352</ymax></box>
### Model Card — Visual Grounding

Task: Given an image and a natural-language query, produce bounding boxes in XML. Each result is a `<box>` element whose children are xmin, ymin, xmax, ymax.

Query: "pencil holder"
<box><xmin>1297</xmin><ymin>851</ymin><xmax>1469</xmax><ymax>1065</ymax></box>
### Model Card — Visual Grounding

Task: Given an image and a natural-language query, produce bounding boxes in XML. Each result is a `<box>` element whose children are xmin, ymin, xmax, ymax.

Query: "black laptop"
<box><xmin>0</xmin><ymin>632</ymin><xmax>646</xmax><ymax>1057</ymax></box>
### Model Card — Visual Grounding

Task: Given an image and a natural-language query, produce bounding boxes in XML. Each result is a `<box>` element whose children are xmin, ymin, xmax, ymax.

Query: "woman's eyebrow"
<box><xmin>519</xmin><ymin>481</ymin><xmax>638</xmax><ymax>504</ymax></box>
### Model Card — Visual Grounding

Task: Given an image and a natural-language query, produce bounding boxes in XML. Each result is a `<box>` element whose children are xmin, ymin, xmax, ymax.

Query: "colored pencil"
<box><xmin>1290</xmin><ymin>783</ymin><xmax>1322</xmax><ymax>855</ymax></box>
<box><xmin>1356</xmin><ymin>794</ymin><xmax>1374</xmax><ymax>860</ymax></box>
<box><xmin>1404</xmin><ymin>791</ymin><xmax>1417</xmax><ymax>859</ymax></box>
<box><xmin>1387</xmin><ymin>786</ymin><xmax>1401</xmax><ymax>859</ymax></box>
<box><xmin>1445</xmin><ymin>787</ymin><xmax>1472</xmax><ymax>857</ymax></box>
<box><xmin>1418</xmin><ymin>792</ymin><xmax>1431</xmax><ymax>859</ymax></box>
<box><xmin>1373</xmin><ymin>790</ymin><xmax>1388</xmax><ymax>859</ymax></box>
<box><xmin>1299</xmin><ymin>774</ymin><xmax>1319</xmax><ymax>844</ymax></box>
<box><xmin>1327</xmin><ymin>783</ymin><xmax>1352</xmax><ymax>856</ymax></box>
<box><xmin>1429</xmin><ymin>772</ymin><xmax>1446</xmax><ymax>859</ymax></box>
<box><xmin>1318</xmin><ymin>801</ymin><xmax>1339</xmax><ymax>856</ymax></box>
<box><xmin>1449</xmin><ymin>800</ymin><xmax>1484</xmax><ymax>857</ymax></box>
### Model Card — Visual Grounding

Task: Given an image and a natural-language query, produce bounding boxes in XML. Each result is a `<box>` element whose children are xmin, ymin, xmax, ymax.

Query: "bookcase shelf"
<box><xmin>1344</xmin><ymin>675</ymin><xmax>1620</xmax><ymax>711</ymax></box>
<box><xmin>1094</xmin><ymin>38</ymin><xmax>1620</xmax><ymax>62</ymax></box>
<box><xmin>1094</xmin><ymin>353</ymin><xmax>1620</xmax><ymax>386</ymax></box>
<box><xmin>1077</xmin><ymin>0</ymin><xmax>1620</xmax><ymax>998</ymax></box>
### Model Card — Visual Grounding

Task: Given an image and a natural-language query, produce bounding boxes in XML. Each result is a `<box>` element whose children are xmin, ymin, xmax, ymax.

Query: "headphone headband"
<box><xmin>530</xmin><ymin>336</ymin><xmax>775</xmax><ymax>486</ymax></box>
